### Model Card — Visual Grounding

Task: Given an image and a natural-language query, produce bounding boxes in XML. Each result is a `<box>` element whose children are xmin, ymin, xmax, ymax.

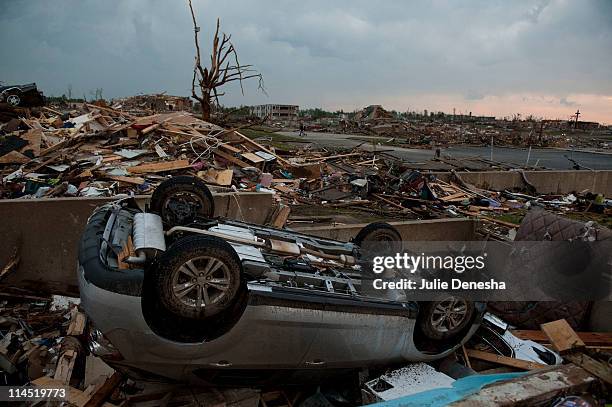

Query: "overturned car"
<box><xmin>0</xmin><ymin>83</ymin><xmax>45</xmax><ymax>107</ymax></box>
<box><xmin>78</xmin><ymin>176</ymin><xmax>485</xmax><ymax>385</ymax></box>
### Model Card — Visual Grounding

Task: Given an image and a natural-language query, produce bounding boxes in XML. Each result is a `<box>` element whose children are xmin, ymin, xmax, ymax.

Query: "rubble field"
<box><xmin>1</xmin><ymin>100</ymin><xmax>611</xmax><ymax>406</ymax></box>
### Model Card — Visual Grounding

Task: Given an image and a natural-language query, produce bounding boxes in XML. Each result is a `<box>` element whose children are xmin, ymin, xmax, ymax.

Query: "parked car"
<box><xmin>0</xmin><ymin>83</ymin><xmax>45</xmax><ymax>107</ymax></box>
<box><xmin>78</xmin><ymin>176</ymin><xmax>485</xmax><ymax>385</ymax></box>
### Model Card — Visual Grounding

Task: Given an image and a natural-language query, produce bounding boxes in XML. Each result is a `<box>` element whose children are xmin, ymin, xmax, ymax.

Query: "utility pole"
<box><xmin>574</xmin><ymin>109</ymin><xmax>580</xmax><ymax>129</ymax></box>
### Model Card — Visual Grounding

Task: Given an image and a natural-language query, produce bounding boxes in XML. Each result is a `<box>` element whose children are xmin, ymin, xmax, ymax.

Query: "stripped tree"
<box><xmin>188</xmin><ymin>0</ymin><xmax>265</xmax><ymax>121</ymax></box>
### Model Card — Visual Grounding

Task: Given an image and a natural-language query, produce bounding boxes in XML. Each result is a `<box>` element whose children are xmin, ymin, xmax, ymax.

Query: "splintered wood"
<box><xmin>541</xmin><ymin>319</ymin><xmax>586</xmax><ymax>354</ymax></box>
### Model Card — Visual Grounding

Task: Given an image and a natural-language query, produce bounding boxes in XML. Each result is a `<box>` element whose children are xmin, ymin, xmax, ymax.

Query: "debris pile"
<box><xmin>0</xmin><ymin>104</ymin><xmax>288</xmax><ymax>200</ymax></box>
<box><xmin>111</xmin><ymin>93</ymin><xmax>193</xmax><ymax>116</ymax></box>
<box><xmin>295</xmin><ymin>104</ymin><xmax>611</xmax><ymax>150</ymax></box>
<box><xmin>1</xmin><ymin>104</ymin><xmax>609</xmax><ymax>232</ymax></box>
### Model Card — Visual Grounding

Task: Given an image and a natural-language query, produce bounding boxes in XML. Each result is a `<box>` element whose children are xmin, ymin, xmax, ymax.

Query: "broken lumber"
<box><xmin>33</xmin><ymin>376</ymin><xmax>117</xmax><ymax>407</ymax></box>
<box><xmin>271</xmin><ymin>204</ymin><xmax>291</xmax><ymax>228</ymax></box>
<box><xmin>540</xmin><ymin>319</ymin><xmax>586</xmax><ymax>354</ymax></box>
<box><xmin>67</xmin><ymin>310</ymin><xmax>87</xmax><ymax>336</ymax></box>
<box><xmin>235</xmin><ymin>130</ymin><xmax>290</xmax><ymax>165</ymax></box>
<box><xmin>465</xmin><ymin>349</ymin><xmax>546</xmax><ymax>370</ymax></box>
<box><xmin>107</xmin><ymin>175</ymin><xmax>146</xmax><ymax>185</ymax></box>
<box><xmin>213</xmin><ymin>148</ymin><xmax>251</xmax><ymax>168</ymax></box>
<box><xmin>564</xmin><ymin>352</ymin><xmax>612</xmax><ymax>385</ymax></box>
<box><xmin>54</xmin><ymin>349</ymin><xmax>77</xmax><ymax>385</ymax></box>
<box><xmin>511</xmin><ymin>330</ymin><xmax>612</xmax><ymax>347</ymax></box>
<box><xmin>128</xmin><ymin>159</ymin><xmax>191</xmax><ymax>174</ymax></box>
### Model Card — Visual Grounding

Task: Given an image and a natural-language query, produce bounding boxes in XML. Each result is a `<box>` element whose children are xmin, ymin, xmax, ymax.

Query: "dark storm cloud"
<box><xmin>1</xmin><ymin>0</ymin><xmax>610</xmax><ymax>115</ymax></box>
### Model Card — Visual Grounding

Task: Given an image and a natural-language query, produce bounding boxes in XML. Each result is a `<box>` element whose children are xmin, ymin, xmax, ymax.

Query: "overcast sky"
<box><xmin>1</xmin><ymin>0</ymin><xmax>611</xmax><ymax>123</ymax></box>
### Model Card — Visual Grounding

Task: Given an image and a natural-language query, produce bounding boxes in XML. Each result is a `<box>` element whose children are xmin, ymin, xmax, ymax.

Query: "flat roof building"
<box><xmin>250</xmin><ymin>104</ymin><xmax>299</xmax><ymax>122</ymax></box>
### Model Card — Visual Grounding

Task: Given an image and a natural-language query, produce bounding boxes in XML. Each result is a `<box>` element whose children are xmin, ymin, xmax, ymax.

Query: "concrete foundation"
<box><xmin>293</xmin><ymin>218</ymin><xmax>475</xmax><ymax>242</ymax></box>
<box><xmin>0</xmin><ymin>192</ymin><xmax>274</xmax><ymax>296</ymax></box>
<box><xmin>0</xmin><ymin>192</ymin><xmax>475</xmax><ymax>296</ymax></box>
<box><xmin>434</xmin><ymin>170</ymin><xmax>611</xmax><ymax>196</ymax></box>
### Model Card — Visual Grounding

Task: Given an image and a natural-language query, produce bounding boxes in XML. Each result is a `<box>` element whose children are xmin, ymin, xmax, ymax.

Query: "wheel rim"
<box><xmin>171</xmin><ymin>256</ymin><xmax>231</xmax><ymax>309</ymax></box>
<box><xmin>162</xmin><ymin>191</ymin><xmax>204</xmax><ymax>225</ymax></box>
<box><xmin>6</xmin><ymin>95</ymin><xmax>20</xmax><ymax>106</ymax></box>
<box><xmin>430</xmin><ymin>297</ymin><xmax>469</xmax><ymax>333</ymax></box>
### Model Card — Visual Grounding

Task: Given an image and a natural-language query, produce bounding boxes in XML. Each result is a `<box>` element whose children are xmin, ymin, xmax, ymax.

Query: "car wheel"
<box><xmin>419</xmin><ymin>297</ymin><xmax>474</xmax><ymax>340</ymax></box>
<box><xmin>150</xmin><ymin>176</ymin><xmax>214</xmax><ymax>226</ymax></box>
<box><xmin>154</xmin><ymin>235</ymin><xmax>243</xmax><ymax>320</ymax></box>
<box><xmin>353</xmin><ymin>222</ymin><xmax>402</xmax><ymax>256</ymax></box>
<box><xmin>353</xmin><ymin>222</ymin><xmax>402</xmax><ymax>245</ymax></box>
<box><xmin>6</xmin><ymin>93</ymin><xmax>21</xmax><ymax>107</ymax></box>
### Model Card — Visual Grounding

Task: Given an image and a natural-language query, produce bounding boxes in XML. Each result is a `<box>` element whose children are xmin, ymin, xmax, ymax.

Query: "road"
<box><xmin>278</xmin><ymin>131</ymin><xmax>612</xmax><ymax>170</ymax></box>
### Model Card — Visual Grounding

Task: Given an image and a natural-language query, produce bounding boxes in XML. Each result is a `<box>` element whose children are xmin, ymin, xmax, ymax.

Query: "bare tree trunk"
<box><xmin>188</xmin><ymin>0</ymin><xmax>265</xmax><ymax>123</ymax></box>
<box><xmin>200</xmin><ymin>91</ymin><xmax>211</xmax><ymax>121</ymax></box>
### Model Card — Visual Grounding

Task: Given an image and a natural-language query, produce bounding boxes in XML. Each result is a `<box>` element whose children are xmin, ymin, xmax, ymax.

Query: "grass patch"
<box><xmin>240</xmin><ymin>128</ymin><xmax>304</xmax><ymax>150</ymax></box>
<box><xmin>492</xmin><ymin>211</ymin><xmax>526</xmax><ymax>225</ymax></box>
<box><xmin>565</xmin><ymin>211</ymin><xmax>612</xmax><ymax>229</ymax></box>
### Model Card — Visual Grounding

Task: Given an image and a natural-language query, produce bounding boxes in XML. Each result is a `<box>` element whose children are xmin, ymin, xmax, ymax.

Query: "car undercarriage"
<box><xmin>78</xmin><ymin>176</ymin><xmax>485</xmax><ymax>384</ymax></box>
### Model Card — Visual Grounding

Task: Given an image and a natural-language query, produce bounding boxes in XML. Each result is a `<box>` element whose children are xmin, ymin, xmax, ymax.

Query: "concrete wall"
<box><xmin>0</xmin><ymin>192</ymin><xmax>274</xmax><ymax>296</ymax></box>
<box><xmin>293</xmin><ymin>218</ymin><xmax>476</xmax><ymax>242</ymax></box>
<box><xmin>434</xmin><ymin>170</ymin><xmax>612</xmax><ymax>196</ymax></box>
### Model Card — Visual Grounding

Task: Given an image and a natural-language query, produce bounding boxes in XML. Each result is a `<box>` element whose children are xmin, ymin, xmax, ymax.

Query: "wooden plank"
<box><xmin>235</xmin><ymin>130</ymin><xmax>290</xmax><ymax>165</ymax></box>
<box><xmin>67</xmin><ymin>311</ymin><xmax>87</xmax><ymax>336</ymax></box>
<box><xmin>107</xmin><ymin>175</ymin><xmax>145</xmax><ymax>185</ymax></box>
<box><xmin>440</xmin><ymin>192</ymin><xmax>469</xmax><ymax>202</ymax></box>
<box><xmin>271</xmin><ymin>205</ymin><xmax>291</xmax><ymax>228</ymax></box>
<box><xmin>564</xmin><ymin>352</ymin><xmax>612</xmax><ymax>385</ymax></box>
<box><xmin>43</xmin><ymin>106</ymin><xmax>63</xmax><ymax>116</ymax></box>
<box><xmin>197</xmin><ymin>168</ymin><xmax>233</xmax><ymax>186</ymax></box>
<box><xmin>84</xmin><ymin>372</ymin><xmax>123</xmax><ymax>407</ymax></box>
<box><xmin>511</xmin><ymin>330</ymin><xmax>612</xmax><ymax>347</ymax></box>
<box><xmin>241</xmin><ymin>152</ymin><xmax>265</xmax><ymax>164</ymax></box>
<box><xmin>102</xmin><ymin>155</ymin><xmax>122</xmax><ymax>163</ymax></box>
<box><xmin>85</xmin><ymin>102</ymin><xmax>133</xmax><ymax>119</ymax></box>
<box><xmin>213</xmin><ymin>149</ymin><xmax>250</xmax><ymax>168</ymax></box>
<box><xmin>541</xmin><ymin>319</ymin><xmax>586</xmax><ymax>354</ymax></box>
<box><xmin>128</xmin><ymin>160</ymin><xmax>191</xmax><ymax>174</ymax></box>
<box><xmin>219</xmin><ymin>143</ymin><xmax>241</xmax><ymax>154</ymax></box>
<box><xmin>141</xmin><ymin>122</ymin><xmax>161</xmax><ymax>135</ymax></box>
<box><xmin>465</xmin><ymin>349</ymin><xmax>546</xmax><ymax>370</ymax></box>
<box><xmin>32</xmin><ymin>376</ymin><xmax>117</xmax><ymax>407</ymax></box>
<box><xmin>54</xmin><ymin>349</ymin><xmax>77</xmax><ymax>384</ymax></box>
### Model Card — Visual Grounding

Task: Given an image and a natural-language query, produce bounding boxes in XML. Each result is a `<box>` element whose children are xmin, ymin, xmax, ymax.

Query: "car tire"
<box><xmin>154</xmin><ymin>235</ymin><xmax>244</xmax><ymax>320</ymax></box>
<box><xmin>353</xmin><ymin>222</ymin><xmax>402</xmax><ymax>251</ymax></box>
<box><xmin>6</xmin><ymin>93</ymin><xmax>21</xmax><ymax>107</ymax></box>
<box><xmin>418</xmin><ymin>297</ymin><xmax>475</xmax><ymax>340</ymax></box>
<box><xmin>150</xmin><ymin>176</ymin><xmax>214</xmax><ymax>226</ymax></box>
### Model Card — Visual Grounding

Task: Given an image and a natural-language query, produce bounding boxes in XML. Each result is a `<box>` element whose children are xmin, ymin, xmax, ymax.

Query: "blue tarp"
<box><xmin>373</xmin><ymin>372</ymin><xmax>527</xmax><ymax>407</ymax></box>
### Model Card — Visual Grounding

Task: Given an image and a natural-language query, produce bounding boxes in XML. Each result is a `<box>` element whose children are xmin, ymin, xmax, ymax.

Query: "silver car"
<box><xmin>78</xmin><ymin>176</ymin><xmax>485</xmax><ymax>385</ymax></box>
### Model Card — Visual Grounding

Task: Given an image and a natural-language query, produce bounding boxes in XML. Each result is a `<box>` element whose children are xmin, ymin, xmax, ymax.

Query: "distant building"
<box><xmin>250</xmin><ymin>104</ymin><xmax>299</xmax><ymax>122</ymax></box>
